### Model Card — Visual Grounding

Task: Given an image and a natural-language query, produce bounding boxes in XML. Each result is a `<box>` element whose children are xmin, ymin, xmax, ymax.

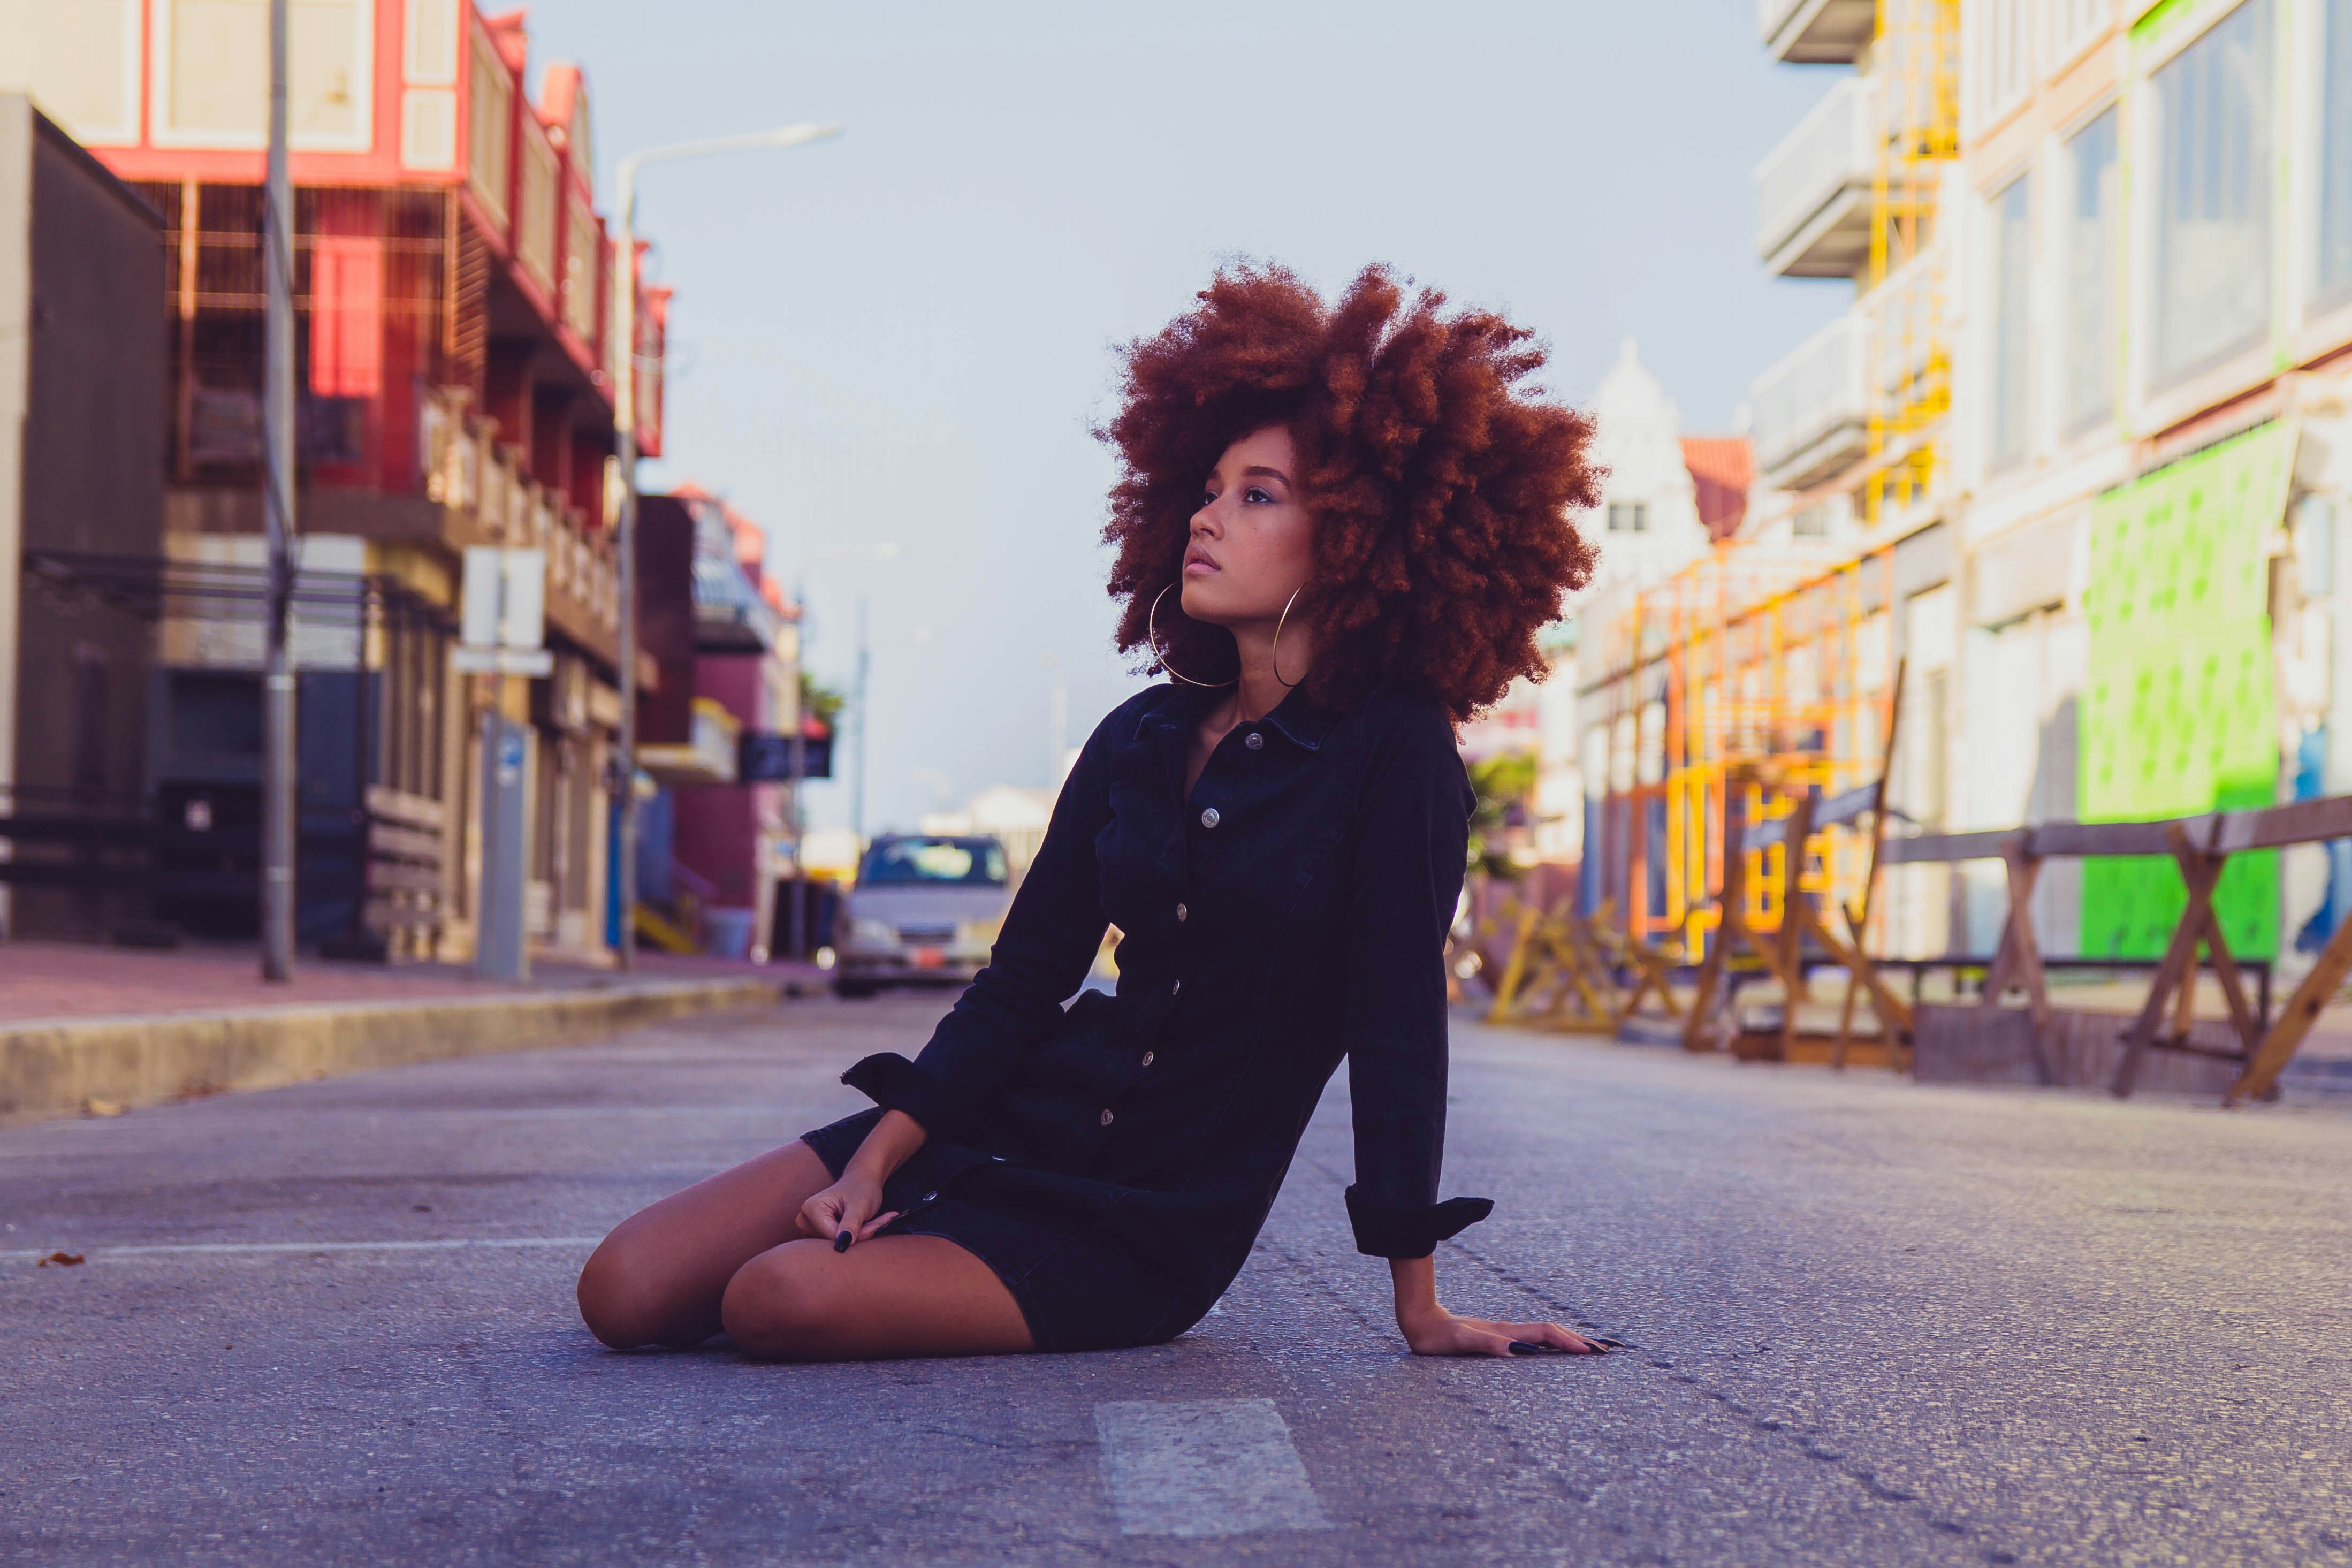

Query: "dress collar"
<box><xmin>1133</xmin><ymin>680</ymin><xmax>1337</xmax><ymax>753</ymax></box>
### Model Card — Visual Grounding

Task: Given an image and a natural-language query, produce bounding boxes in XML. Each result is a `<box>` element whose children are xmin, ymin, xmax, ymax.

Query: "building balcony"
<box><xmin>640</xmin><ymin>698</ymin><xmax>741</xmax><ymax>786</ymax></box>
<box><xmin>420</xmin><ymin>389</ymin><xmax>624</xmax><ymax>671</ymax></box>
<box><xmin>1755</xmin><ymin>75</ymin><xmax>1877</xmax><ymax>278</ymax></box>
<box><xmin>1751</xmin><ymin>312</ymin><xmax>1868</xmax><ymax>493</ymax></box>
<box><xmin>1760</xmin><ymin>0</ymin><xmax>1877</xmax><ymax>64</ymax></box>
<box><xmin>1749</xmin><ymin>248</ymin><xmax>1948</xmax><ymax>495</ymax></box>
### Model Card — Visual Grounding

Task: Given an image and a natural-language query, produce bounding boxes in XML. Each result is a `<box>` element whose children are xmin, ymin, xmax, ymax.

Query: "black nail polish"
<box><xmin>833</xmin><ymin>1230</ymin><xmax>852</xmax><ymax>1253</ymax></box>
<box><xmin>1509</xmin><ymin>1340</ymin><xmax>1567</xmax><ymax>1356</ymax></box>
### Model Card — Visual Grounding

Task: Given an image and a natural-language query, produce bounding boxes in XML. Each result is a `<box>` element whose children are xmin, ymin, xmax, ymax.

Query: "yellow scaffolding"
<box><xmin>1862</xmin><ymin>0</ymin><xmax>1959</xmax><ymax>527</ymax></box>
<box><xmin>1580</xmin><ymin>1</ymin><xmax>1956</xmax><ymax>965</ymax></box>
<box><xmin>1594</xmin><ymin>544</ymin><xmax>1899</xmax><ymax>957</ymax></box>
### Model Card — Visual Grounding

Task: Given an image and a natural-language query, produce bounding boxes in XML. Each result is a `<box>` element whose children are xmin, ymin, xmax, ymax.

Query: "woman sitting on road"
<box><xmin>577</xmin><ymin>263</ymin><xmax>1607</xmax><ymax>1360</ymax></box>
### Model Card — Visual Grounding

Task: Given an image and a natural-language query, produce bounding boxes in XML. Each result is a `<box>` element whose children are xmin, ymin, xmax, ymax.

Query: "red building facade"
<box><xmin>6</xmin><ymin>1</ymin><xmax>668</xmax><ymax>962</ymax></box>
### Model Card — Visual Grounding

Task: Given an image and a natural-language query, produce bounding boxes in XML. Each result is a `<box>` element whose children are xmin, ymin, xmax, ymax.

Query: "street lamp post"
<box><xmin>781</xmin><ymin>542</ymin><xmax>897</xmax><ymax>960</ymax></box>
<box><xmin>609</xmin><ymin>122</ymin><xmax>840</xmax><ymax>970</ymax></box>
<box><xmin>258</xmin><ymin>0</ymin><xmax>296</xmax><ymax>982</ymax></box>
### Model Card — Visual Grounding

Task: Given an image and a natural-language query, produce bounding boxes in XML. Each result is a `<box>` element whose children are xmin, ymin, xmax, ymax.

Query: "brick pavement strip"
<box><xmin>0</xmin><ymin>976</ymin><xmax>782</xmax><ymax>1125</ymax></box>
<box><xmin>3</xmin><ymin>998</ymin><xmax>2350</xmax><ymax>1565</ymax></box>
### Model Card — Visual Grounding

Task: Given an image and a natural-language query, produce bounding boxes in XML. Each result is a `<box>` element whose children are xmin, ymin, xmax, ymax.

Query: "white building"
<box><xmin>1524</xmin><ymin>342</ymin><xmax>1750</xmax><ymax>867</ymax></box>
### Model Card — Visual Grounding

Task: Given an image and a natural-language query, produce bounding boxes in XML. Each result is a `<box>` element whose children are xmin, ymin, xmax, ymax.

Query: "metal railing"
<box><xmin>1748</xmin><ymin>246</ymin><xmax>1947</xmax><ymax>494</ymax></box>
<box><xmin>1750</xmin><ymin>311</ymin><xmax>1868</xmax><ymax>491</ymax></box>
<box><xmin>418</xmin><ymin>387</ymin><xmax>620</xmax><ymax>632</ymax></box>
<box><xmin>1754</xmin><ymin>75</ymin><xmax>1877</xmax><ymax>265</ymax></box>
<box><xmin>1759</xmin><ymin>0</ymin><xmax>1807</xmax><ymax>42</ymax></box>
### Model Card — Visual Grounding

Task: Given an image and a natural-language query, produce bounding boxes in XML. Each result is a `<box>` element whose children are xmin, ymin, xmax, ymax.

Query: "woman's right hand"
<box><xmin>794</xmin><ymin>1173</ymin><xmax>899</xmax><ymax>1249</ymax></box>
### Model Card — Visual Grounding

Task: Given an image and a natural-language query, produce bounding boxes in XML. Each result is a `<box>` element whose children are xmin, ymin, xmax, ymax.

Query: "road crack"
<box><xmin>1436</xmin><ymin>1226</ymin><xmax>2010</xmax><ymax>1559</ymax></box>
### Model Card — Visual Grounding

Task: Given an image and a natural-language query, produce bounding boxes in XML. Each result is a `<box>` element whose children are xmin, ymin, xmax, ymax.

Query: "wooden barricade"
<box><xmin>1881</xmin><ymin>795</ymin><xmax>2352</xmax><ymax>1102</ymax></box>
<box><xmin>358</xmin><ymin>786</ymin><xmax>448</xmax><ymax>961</ymax></box>
<box><xmin>1482</xmin><ymin>896</ymin><xmax>1684</xmax><ymax>1036</ymax></box>
<box><xmin>1684</xmin><ymin>769</ymin><xmax>1912</xmax><ymax>1063</ymax></box>
<box><xmin>1682</xmin><ymin>773</ymin><xmax>1800</xmax><ymax>1053</ymax></box>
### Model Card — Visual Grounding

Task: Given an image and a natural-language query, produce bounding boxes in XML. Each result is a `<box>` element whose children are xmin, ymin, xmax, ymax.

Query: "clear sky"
<box><xmin>524</xmin><ymin>0</ymin><xmax>1851</xmax><ymax>833</ymax></box>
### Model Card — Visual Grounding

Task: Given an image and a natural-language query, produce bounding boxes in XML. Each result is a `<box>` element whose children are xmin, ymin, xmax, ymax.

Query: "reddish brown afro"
<box><xmin>1100</xmin><ymin>263</ymin><xmax>1602</xmax><ymax>724</ymax></box>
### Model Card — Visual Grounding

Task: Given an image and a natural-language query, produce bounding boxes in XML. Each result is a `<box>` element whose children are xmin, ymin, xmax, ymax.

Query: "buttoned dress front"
<box><xmin>800</xmin><ymin>680</ymin><xmax>1492</xmax><ymax>1352</ymax></box>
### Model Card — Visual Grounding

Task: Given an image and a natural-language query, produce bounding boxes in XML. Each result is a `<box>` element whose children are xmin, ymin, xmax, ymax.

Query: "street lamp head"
<box><xmin>619</xmin><ymin>123</ymin><xmax>845</xmax><ymax>194</ymax></box>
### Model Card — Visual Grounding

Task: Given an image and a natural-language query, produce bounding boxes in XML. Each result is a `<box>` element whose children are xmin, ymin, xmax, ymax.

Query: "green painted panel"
<box><xmin>2130</xmin><ymin>0</ymin><xmax>2198</xmax><ymax>47</ymax></box>
<box><xmin>2078</xmin><ymin>421</ymin><xmax>2289</xmax><ymax>958</ymax></box>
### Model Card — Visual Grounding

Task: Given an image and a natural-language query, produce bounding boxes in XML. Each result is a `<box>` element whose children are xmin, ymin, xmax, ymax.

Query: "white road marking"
<box><xmin>1094</xmin><ymin>1398</ymin><xmax>1333</xmax><ymax>1537</ymax></box>
<box><xmin>5</xmin><ymin>1237</ymin><xmax>603</xmax><ymax>1263</ymax></box>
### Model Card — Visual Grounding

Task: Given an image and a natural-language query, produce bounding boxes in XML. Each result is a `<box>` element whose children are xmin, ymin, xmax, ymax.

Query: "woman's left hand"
<box><xmin>1398</xmin><ymin>1308</ymin><xmax>1606</xmax><ymax>1358</ymax></box>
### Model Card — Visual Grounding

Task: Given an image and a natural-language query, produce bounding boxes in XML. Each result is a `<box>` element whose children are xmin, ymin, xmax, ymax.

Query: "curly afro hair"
<box><xmin>1100</xmin><ymin>263</ymin><xmax>1602</xmax><ymax>725</ymax></box>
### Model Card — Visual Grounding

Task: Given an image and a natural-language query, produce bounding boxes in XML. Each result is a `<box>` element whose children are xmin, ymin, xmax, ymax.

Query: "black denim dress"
<box><xmin>800</xmin><ymin>680</ymin><xmax>1490</xmax><ymax>1352</ymax></box>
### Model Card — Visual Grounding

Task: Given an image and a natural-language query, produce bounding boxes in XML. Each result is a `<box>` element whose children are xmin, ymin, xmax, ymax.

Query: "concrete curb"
<box><xmin>0</xmin><ymin>976</ymin><xmax>783</xmax><ymax>1126</ymax></box>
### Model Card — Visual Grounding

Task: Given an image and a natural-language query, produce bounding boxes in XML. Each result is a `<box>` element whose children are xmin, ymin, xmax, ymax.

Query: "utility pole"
<box><xmin>608</xmin><ymin>123</ymin><xmax>840</xmax><ymax>972</ymax></box>
<box><xmin>852</xmin><ymin>596</ymin><xmax>871</xmax><ymax>844</ymax></box>
<box><xmin>611</xmin><ymin>170</ymin><xmax>641</xmax><ymax>972</ymax></box>
<box><xmin>787</xmin><ymin>597</ymin><xmax>808</xmax><ymax>960</ymax></box>
<box><xmin>258</xmin><ymin>0</ymin><xmax>297</xmax><ymax>981</ymax></box>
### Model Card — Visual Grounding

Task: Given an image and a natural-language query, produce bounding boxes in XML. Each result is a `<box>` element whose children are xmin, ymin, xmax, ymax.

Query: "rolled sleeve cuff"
<box><xmin>840</xmin><ymin>1052</ymin><xmax>969</xmax><ymax>1141</ymax></box>
<box><xmin>1343</xmin><ymin>1185</ymin><xmax>1494</xmax><ymax>1259</ymax></box>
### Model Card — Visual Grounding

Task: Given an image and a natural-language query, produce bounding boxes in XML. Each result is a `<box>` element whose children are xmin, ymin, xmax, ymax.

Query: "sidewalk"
<box><xmin>0</xmin><ymin>940</ymin><xmax>828</xmax><ymax>1023</ymax></box>
<box><xmin>0</xmin><ymin>940</ymin><xmax>823</xmax><ymax>1125</ymax></box>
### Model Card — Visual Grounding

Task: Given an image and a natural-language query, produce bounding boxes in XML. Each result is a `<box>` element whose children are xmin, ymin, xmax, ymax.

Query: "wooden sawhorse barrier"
<box><xmin>1483</xmin><ymin>896</ymin><xmax>1685</xmax><ymax>1036</ymax></box>
<box><xmin>1881</xmin><ymin>795</ymin><xmax>2352</xmax><ymax>1101</ymax></box>
<box><xmin>1684</xmin><ymin>763</ymin><xmax>1915</xmax><ymax>1065</ymax></box>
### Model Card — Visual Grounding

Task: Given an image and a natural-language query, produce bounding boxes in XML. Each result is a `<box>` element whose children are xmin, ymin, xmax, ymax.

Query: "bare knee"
<box><xmin>719</xmin><ymin>1244</ymin><xmax>840</xmax><ymax>1360</ymax></box>
<box><xmin>577</xmin><ymin>1237</ymin><xmax>697</xmax><ymax>1350</ymax></box>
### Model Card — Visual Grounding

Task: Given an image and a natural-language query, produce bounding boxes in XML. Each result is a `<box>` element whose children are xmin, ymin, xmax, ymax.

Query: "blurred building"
<box><xmin>1917</xmin><ymin>0</ymin><xmax>2352</xmax><ymax>963</ymax></box>
<box><xmin>1</xmin><ymin>2</ymin><xmax>667</xmax><ymax>963</ymax></box>
<box><xmin>631</xmin><ymin>485</ymin><xmax>808</xmax><ymax>961</ymax></box>
<box><xmin>1527</xmin><ymin>343</ymin><xmax>1752</xmax><ymax>904</ymax></box>
<box><xmin>0</xmin><ymin>95</ymin><xmax>166</xmax><ymax>940</ymax></box>
<box><xmin>1582</xmin><ymin>0</ymin><xmax>2352</xmax><ymax>973</ymax></box>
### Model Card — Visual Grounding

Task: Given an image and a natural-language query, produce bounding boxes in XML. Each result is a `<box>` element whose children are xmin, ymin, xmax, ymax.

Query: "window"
<box><xmin>859</xmin><ymin>838</ymin><xmax>1008</xmax><ymax>888</ymax></box>
<box><xmin>517</xmin><ymin>123</ymin><xmax>560</xmax><ymax>293</ymax></box>
<box><xmin>1990</xmin><ymin>173</ymin><xmax>2034</xmax><ymax>471</ymax></box>
<box><xmin>2064</xmin><ymin>109</ymin><xmax>2120</xmax><ymax>431</ymax></box>
<box><xmin>1607</xmin><ymin>501</ymin><xmax>1648</xmax><ymax>533</ymax></box>
<box><xmin>2319</xmin><ymin>0</ymin><xmax>2352</xmax><ymax>311</ymax></box>
<box><xmin>466</xmin><ymin>33</ymin><xmax>513</xmax><ymax>222</ymax></box>
<box><xmin>2049</xmin><ymin>0</ymin><xmax>2114</xmax><ymax>66</ymax></box>
<box><xmin>1982</xmin><ymin>0</ymin><xmax>2034</xmax><ymax>123</ymax></box>
<box><xmin>0</xmin><ymin>0</ymin><xmax>140</xmax><ymax>144</ymax></box>
<box><xmin>2151</xmin><ymin>0</ymin><xmax>2275</xmax><ymax>388</ymax></box>
<box><xmin>161</xmin><ymin>0</ymin><xmax>370</xmax><ymax>147</ymax></box>
<box><xmin>562</xmin><ymin>197</ymin><xmax>600</xmax><ymax>341</ymax></box>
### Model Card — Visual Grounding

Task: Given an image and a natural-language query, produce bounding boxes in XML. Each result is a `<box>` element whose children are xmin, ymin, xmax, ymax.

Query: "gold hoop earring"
<box><xmin>1148</xmin><ymin>582</ymin><xmax>1234</xmax><ymax>689</ymax></box>
<box><xmin>1270</xmin><ymin>586</ymin><xmax>1304</xmax><ymax>688</ymax></box>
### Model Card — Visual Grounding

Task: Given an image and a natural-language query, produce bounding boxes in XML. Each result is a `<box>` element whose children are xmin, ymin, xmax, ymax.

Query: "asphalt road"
<box><xmin>5</xmin><ymin>994</ymin><xmax>2349</xmax><ymax>1566</ymax></box>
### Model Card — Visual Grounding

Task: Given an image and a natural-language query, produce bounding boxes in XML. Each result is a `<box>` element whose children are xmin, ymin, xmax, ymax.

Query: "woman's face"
<box><xmin>1180</xmin><ymin>424</ymin><xmax>1313</xmax><ymax>627</ymax></box>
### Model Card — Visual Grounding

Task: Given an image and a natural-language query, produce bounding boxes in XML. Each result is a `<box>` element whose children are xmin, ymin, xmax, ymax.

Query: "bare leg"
<box><xmin>577</xmin><ymin>1140</ymin><xmax>834</xmax><ymax>1349</ymax></box>
<box><xmin>720</xmin><ymin>1234</ymin><xmax>1035</xmax><ymax>1360</ymax></box>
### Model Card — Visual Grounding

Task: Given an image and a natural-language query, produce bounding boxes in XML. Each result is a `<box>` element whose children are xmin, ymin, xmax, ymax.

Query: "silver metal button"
<box><xmin>1244</xmin><ymin>732</ymin><xmax>1263</xmax><ymax>751</ymax></box>
<box><xmin>920</xmin><ymin>1191</ymin><xmax>937</xmax><ymax>1204</ymax></box>
<box><xmin>1171</xmin><ymin>979</ymin><xmax>1182</xmax><ymax>996</ymax></box>
<box><xmin>990</xmin><ymin>1154</ymin><xmax>1007</xmax><ymax>1162</ymax></box>
<box><xmin>1140</xmin><ymin>1051</ymin><xmax>1154</xmax><ymax>1068</ymax></box>
<box><xmin>1175</xmin><ymin>902</ymin><xmax>1188</xmax><ymax>922</ymax></box>
<box><xmin>1099</xmin><ymin>1108</ymin><xmax>1115</xmax><ymax>1127</ymax></box>
<box><xmin>1200</xmin><ymin>808</ymin><xmax>1220</xmax><ymax>829</ymax></box>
